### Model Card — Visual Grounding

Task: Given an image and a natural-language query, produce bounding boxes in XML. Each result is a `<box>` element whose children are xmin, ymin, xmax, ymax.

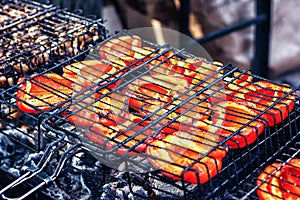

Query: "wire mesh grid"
<box><xmin>0</xmin><ymin>0</ymin><xmax>54</xmax><ymax>31</ymax></box>
<box><xmin>0</xmin><ymin>0</ymin><xmax>107</xmax><ymax>153</ymax></box>
<box><xmin>123</xmin><ymin>81</ymin><xmax>300</xmax><ymax>200</ymax></box>
<box><xmin>0</xmin><ymin>7</ymin><xmax>107</xmax><ymax>88</ymax></box>
<box><xmin>0</xmin><ymin>42</ymin><xmax>101</xmax><ymax>152</ymax></box>
<box><xmin>37</xmin><ymin>31</ymin><xmax>300</xmax><ymax>199</ymax></box>
<box><xmin>0</xmin><ymin>90</ymin><xmax>43</xmax><ymax>152</ymax></box>
<box><xmin>226</xmin><ymin>138</ymin><xmax>300</xmax><ymax>200</ymax></box>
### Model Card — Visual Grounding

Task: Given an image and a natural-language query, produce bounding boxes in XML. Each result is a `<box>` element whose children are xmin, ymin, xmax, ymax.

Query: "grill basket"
<box><xmin>0</xmin><ymin>0</ymin><xmax>54</xmax><ymax>31</ymax></box>
<box><xmin>227</xmin><ymin>140</ymin><xmax>300</xmax><ymax>199</ymax></box>
<box><xmin>0</xmin><ymin>18</ymin><xmax>299</xmax><ymax>199</ymax></box>
<box><xmin>0</xmin><ymin>3</ymin><xmax>107</xmax><ymax>88</ymax></box>
<box><xmin>0</xmin><ymin>0</ymin><xmax>107</xmax><ymax>153</ymax></box>
<box><xmin>40</xmin><ymin>31</ymin><xmax>300</xmax><ymax>199</ymax></box>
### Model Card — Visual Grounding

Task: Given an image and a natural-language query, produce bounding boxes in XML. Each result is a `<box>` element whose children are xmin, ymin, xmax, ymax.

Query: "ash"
<box><xmin>0</xmin><ymin>133</ymin><xmax>97</xmax><ymax>200</ymax></box>
<box><xmin>0</xmin><ymin>133</ymin><xmax>187</xmax><ymax>199</ymax></box>
<box><xmin>0</xmin><ymin>133</ymin><xmax>149</xmax><ymax>199</ymax></box>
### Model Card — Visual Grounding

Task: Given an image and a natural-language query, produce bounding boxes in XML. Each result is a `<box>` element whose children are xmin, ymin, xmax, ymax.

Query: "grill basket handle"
<box><xmin>0</xmin><ymin>141</ymin><xmax>81</xmax><ymax>200</ymax></box>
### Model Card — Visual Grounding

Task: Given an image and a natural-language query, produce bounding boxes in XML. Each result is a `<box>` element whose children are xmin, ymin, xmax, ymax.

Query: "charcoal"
<box><xmin>23</xmin><ymin>151</ymin><xmax>44</xmax><ymax>168</ymax></box>
<box><xmin>1</xmin><ymin>158</ymin><xmax>12</xmax><ymax>170</ymax></box>
<box><xmin>0</xmin><ymin>132</ymin><xmax>96</xmax><ymax>199</ymax></box>
<box><xmin>100</xmin><ymin>183</ymin><xmax>117</xmax><ymax>200</ymax></box>
<box><xmin>0</xmin><ymin>134</ymin><xmax>15</xmax><ymax>158</ymax></box>
<box><xmin>46</xmin><ymin>184</ymin><xmax>72</xmax><ymax>200</ymax></box>
<box><xmin>131</xmin><ymin>186</ymin><xmax>148</xmax><ymax>199</ymax></box>
<box><xmin>7</xmin><ymin>167</ymin><xmax>20</xmax><ymax>177</ymax></box>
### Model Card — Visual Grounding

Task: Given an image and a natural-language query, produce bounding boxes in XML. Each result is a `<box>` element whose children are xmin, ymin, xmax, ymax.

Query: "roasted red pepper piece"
<box><xmin>94</xmin><ymin>92</ymin><xmax>129</xmax><ymax>125</ymax></box>
<box><xmin>127</xmin><ymin>75</ymin><xmax>211</xmax><ymax>130</ymax></box>
<box><xmin>145</xmin><ymin>127</ymin><xmax>227</xmax><ymax>184</ymax></box>
<box><xmin>63</xmin><ymin>60</ymin><xmax>124</xmax><ymax>91</ymax></box>
<box><xmin>65</xmin><ymin>89</ymin><xmax>128</xmax><ymax>127</ymax></box>
<box><xmin>138</xmin><ymin>83</ymin><xmax>169</xmax><ymax>98</ymax></box>
<box><xmin>233</xmin><ymin>81</ymin><xmax>296</xmax><ymax>126</ymax></box>
<box><xmin>149</xmin><ymin>59</ymin><xmax>199</xmax><ymax>84</ymax></box>
<box><xmin>222</xmin><ymin>71</ymin><xmax>253</xmax><ymax>101</ymax></box>
<box><xmin>184</xmin><ymin>58</ymin><xmax>223</xmax><ymax>86</ymax></box>
<box><xmin>16</xmin><ymin>73</ymin><xmax>73</xmax><ymax>114</ymax></box>
<box><xmin>126</xmin><ymin>75</ymin><xmax>181</xmax><ymax>115</ymax></box>
<box><xmin>85</xmin><ymin>116</ymin><xmax>153</xmax><ymax>156</ymax></box>
<box><xmin>101</xmin><ymin>46</ymin><xmax>173</xmax><ymax>70</ymax></box>
<box><xmin>180</xmin><ymin>92</ymin><xmax>212</xmax><ymax>122</ymax></box>
<box><xmin>98</xmin><ymin>35</ymin><xmax>142</xmax><ymax>60</ymax></box>
<box><xmin>212</xmin><ymin>101</ymin><xmax>265</xmax><ymax>149</ymax></box>
<box><xmin>257</xmin><ymin>163</ymin><xmax>282</xmax><ymax>200</ymax></box>
<box><xmin>64</xmin><ymin>104</ymin><xmax>100</xmax><ymax>127</ymax></box>
<box><xmin>280</xmin><ymin>159</ymin><xmax>300</xmax><ymax>199</ymax></box>
<box><xmin>257</xmin><ymin>159</ymin><xmax>300</xmax><ymax>200</ymax></box>
<box><xmin>62</xmin><ymin>59</ymin><xmax>127</xmax><ymax>127</ymax></box>
<box><xmin>134</xmin><ymin>47</ymin><xmax>174</xmax><ymax>65</ymax></box>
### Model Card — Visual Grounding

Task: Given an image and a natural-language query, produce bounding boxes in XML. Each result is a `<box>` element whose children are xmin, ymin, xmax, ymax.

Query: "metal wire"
<box><xmin>1</xmin><ymin>28</ymin><xmax>299</xmax><ymax>199</ymax></box>
<box><xmin>0</xmin><ymin>0</ymin><xmax>107</xmax><ymax>156</ymax></box>
<box><xmin>0</xmin><ymin>0</ymin><xmax>54</xmax><ymax>31</ymax></box>
<box><xmin>0</xmin><ymin>6</ymin><xmax>106</xmax><ymax>88</ymax></box>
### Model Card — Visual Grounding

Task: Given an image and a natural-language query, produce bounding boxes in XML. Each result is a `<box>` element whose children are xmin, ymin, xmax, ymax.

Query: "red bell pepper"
<box><xmin>62</xmin><ymin>60</ymin><xmax>124</xmax><ymax>90</ymax></box>
<box><xmin>98</xmin><ymin>35</ymin><xmax>142</xmax><ymax>60</ymax></box>
<box><xmin>212</xmin><ymin>101</ymin><xmax>265</xmax><ymax>149</ymax></box>
<box><xmin>145</xmin><ymin>127</ymin><xmax>227</xmax><ymax>184</ymax></box>
<box><xmin>85</xmin><ymin>115</ymin><xmax>153</xmax><ymax>156</ymax></box>
<box><xmin>233</xmin><ymin>81</ymin><xmax>296</xmax><ymax>126</ymax></box>
<box><xmin>65</xmin><ymin>89</ymin><xmax>128</xmax><ymax>127</ymax></box>
<box><xmin>184</xmin><ymin>58</ymin><xmax>223</xmax><ymax>86</ymax></box>
<box><xmin>64</xmin><ymin>104</ymin><xmax>100</xmax><ymax>127</ymax></box>
<box><xmin>16</xmin><ymin>73</ymin><xmax>73</xmax><ymax>114</ymax></box>
<box><xmin>127</xmin><ymin>75</ymin><xmax>211</xmax><ymax>130</ymax></box>
<box><xmin>257</xmin><ymin>159</ymin><xmax>300</xmax><ymax>200</ymax></box>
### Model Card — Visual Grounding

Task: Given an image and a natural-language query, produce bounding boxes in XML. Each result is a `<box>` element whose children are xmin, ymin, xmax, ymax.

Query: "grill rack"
<box><xmin>0</xmin><ymin>0</ymin><xmax>54</xmax><ymax>31</ymax></box>
<box><xmin>34</xmin><ymin>31</ymin><xmax>300</xmax><ymax>199</ymax></box>
<box><xmin>0</xmin><ymin>5</ymin><xmax>107</xmax><ymax>88</ymax></box>
<box><xmin>0</xmin><ymin>0</ymin><xmax>107</xmax><ymax>152</ymax></box>
<box><xmin>0</xmin><ymin>26</ymin><xmax>299</xmax><ymax>199</ymax></box>
<box><xmin>227</xmin><ymin>140</ymin><xmax>300</xmax><ymax>199</ymax></box>
<box><xmin>0</xmin><ymin>44</ymin><xmax>100</xmax><ymax>152</ymax></box>
<box><xmin>42</xmin><ymin>30</ymin><xmax>224</xmax><ymax>157</ymax></box>
<box><xmin>124</xmin><ymin>87</ymin><xmax>300</xmax><ymax>200</ymax></box>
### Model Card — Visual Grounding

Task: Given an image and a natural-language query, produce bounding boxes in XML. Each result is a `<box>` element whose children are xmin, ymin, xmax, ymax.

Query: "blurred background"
<box><xmin>45</xmin><ymin>0</ymin><xmax>300</xmax><ymax>87</ymax></box>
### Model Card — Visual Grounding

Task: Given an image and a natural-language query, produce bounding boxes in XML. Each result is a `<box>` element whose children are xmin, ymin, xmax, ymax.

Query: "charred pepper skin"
<box><xmin>256</xmin><ymin>159</ymin><xmax>300</xmax><ymax>200</ymax></box>
<box><xmin>16</xmin><ymin>73</ymin><xmax>73</xmax><ymax>114</ymax></box>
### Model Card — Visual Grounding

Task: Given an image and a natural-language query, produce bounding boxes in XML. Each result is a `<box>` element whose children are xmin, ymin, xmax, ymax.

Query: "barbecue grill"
<box><xmin>0</xmin><ymin>1</ymin><xmax>299</xmax><ymax>200</ymax></box>
<box><xmin>41</xmin><ymin>31</ymin><xmax>299</xmax><ymax>200</ymax></box>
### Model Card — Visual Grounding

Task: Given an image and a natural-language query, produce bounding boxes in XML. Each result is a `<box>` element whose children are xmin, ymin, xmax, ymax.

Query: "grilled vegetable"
<box><xmin>146</xmin><ymin>127</ymin><xmax>227</xmax><ymax>184</ymax></box>
<box><xmin>212</xmin><ymin>101</ymin><xmax>265</xmax><ymax>149</ymax></box>
<box><xmin>233</xmin><ymin>81</ymin><xmax>296</xmax><ymax>126</ymax></box>
<box><xmin>16</xmin><ymin>73</ymin><xmax>73</xmax><ymax>114</ymax></box>
<box><xmin>62</xmin><ymin>59</ymin><xmax>125</xmax><ymax>90</ymax></box>
<box><xmin>257</xmin><ymin>159</ymin><xmax>300</xmax><ymax>200</ymax></box>
<box><xmin>98</xmin><ymin>35</ymin><xmax>142</xmax><ymax>60</ymax></box>
<box><xmin>126</xmin><ymin>74</ymin><xmax>211</xmax><ymax>128</ymax></box>
<box><xmin>86</xmin><ymin>117</ymin><xmax>153</xmax><ymax>156</ymax></box>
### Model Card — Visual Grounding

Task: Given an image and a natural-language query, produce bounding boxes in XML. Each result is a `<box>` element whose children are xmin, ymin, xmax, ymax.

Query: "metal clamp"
<box><xmin>0</xmin><ymin>139</ymin><xmax>82</xmax><ymax>200</ymax></box>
